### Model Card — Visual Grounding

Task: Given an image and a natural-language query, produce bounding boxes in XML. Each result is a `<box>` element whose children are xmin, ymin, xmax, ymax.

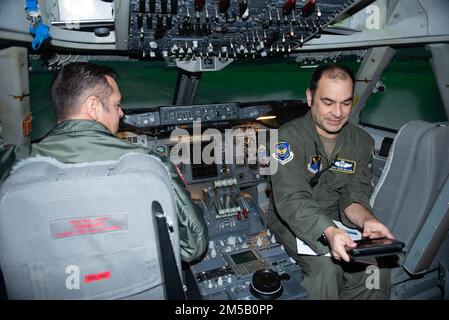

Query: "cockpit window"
<box><xmin>195</xmin><ymin>59</ymin><xmax>308</xmax><ymax>104</ymax></box>
<box><xmin>29</xmin><ymin>60</ymin><xmax>178</xmax><ymax>140</ymax></box>
<box><xmin>29</xmin><ymin>51</ymin><xmax>447</xmax><ymax>141</ymax></box>
<box><xmin>359</xmin><ymin>49</ymin><xmax>447</xmax><ymax>131</ymax></box>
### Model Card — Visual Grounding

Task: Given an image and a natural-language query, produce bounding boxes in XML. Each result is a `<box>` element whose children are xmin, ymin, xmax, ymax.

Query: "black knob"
<box><xmin>250</xmin><ymin>269</ymin><xmax>283</xmax><ymax>300</ymax></box>
<box><xmin>280</xmin><ymin>273</ymin><xmax>291</xmax><ymax>281</ymax></box>
<box><xmin>94</xmin><ymin>27</ymin><xmax>110</xmax><ymax>37</ymax></box>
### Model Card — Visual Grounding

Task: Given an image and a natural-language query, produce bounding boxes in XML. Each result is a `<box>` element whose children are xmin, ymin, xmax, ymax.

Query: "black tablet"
<box><xmin>348</xmin><ymin>237</ymin><xmax>404</xmax><ymax>257</ymax></box>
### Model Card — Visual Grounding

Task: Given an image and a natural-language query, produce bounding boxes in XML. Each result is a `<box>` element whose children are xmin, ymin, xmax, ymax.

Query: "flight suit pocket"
<box><xmin>326</xmin><ymin>170</ymin><xmax>350</xmax><ymax>193</ymax></box>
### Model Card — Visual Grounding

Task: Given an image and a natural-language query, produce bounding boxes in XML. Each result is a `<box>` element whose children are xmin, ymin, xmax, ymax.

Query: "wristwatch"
<box><xmin>318</xmin><ymin>232</ymin><xmax>329</xmax><ymax>246</ymax></box>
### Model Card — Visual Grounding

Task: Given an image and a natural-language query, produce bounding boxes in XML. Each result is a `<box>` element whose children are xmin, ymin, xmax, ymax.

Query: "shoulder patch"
<box><xmin>273</xmin><ymin>142</ymin><xmax>294</xmax><ymax>165</ymax></box>
<box><xmin>330</xmin><ymin>158</ymin><xmax>356</xmax><ymax>174</ymax></box>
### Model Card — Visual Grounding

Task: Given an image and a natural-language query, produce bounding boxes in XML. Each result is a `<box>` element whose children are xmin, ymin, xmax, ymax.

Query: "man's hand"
<box><xmin>362</xmin><ymin>218</ymin><xmax>394</xmax><ymax>239</ymax></box>
<box><xmin>324</xmin><ymin>226</ymin><xmax>356</xmax><ymax>262</ymax></box>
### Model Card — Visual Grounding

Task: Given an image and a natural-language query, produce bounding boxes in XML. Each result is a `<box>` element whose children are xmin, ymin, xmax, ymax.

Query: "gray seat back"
<box><xmin>0</xmin><ymin>153</ymin><xmax>181</xmax><ymax>299</ymax></box>
<box><xmin>370</xmin><ymin>121</ymin><xmax>449</xmax><ymax>281</ymax></box>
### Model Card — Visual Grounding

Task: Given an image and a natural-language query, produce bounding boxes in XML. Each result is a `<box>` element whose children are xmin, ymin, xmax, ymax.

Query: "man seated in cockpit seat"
<box><xmin>268</xmin><ymin>64</ymin><xmax>395</xmax><ymax>300</ymax></box>
<box><xmin>0</xmin><ymin>62</ymin><xmax>207</xmax><ymax>263</ymax></box>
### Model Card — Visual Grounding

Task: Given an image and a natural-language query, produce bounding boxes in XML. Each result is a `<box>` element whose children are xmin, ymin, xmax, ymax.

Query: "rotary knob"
<box><xmin>250</xmin><ymin>269</ymin><xmax>283</xmax><ymax>300</ymax></box>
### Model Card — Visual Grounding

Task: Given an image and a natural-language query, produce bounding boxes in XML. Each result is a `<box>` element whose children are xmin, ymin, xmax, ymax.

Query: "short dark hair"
<box><xmin>309</xmin><ymin>64</ymin><xmax>355</xmax><ymax>103</ymax></box>
<box><xmin>50</xmin><ymin>62</ymin><xmax>117</xmax><ymax>121</ymax></box>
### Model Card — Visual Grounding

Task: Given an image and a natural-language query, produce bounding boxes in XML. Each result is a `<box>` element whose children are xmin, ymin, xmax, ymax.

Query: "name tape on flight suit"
<box><xmin>330</xmin><ymin>158</ymin><xmax>356</xmax><ymax>174</ymax></box>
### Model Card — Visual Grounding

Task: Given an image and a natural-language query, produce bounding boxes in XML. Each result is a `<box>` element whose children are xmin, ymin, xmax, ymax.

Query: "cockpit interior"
<box><xmin>0</xmin><ymin>0</ymin><xmax>448</xmax><ymax>301</ymax></box>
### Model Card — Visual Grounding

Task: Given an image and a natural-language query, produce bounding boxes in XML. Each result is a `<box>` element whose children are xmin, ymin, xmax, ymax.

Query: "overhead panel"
<box><xmin>127</xmin><ymin>0</ymin><xmax>375</xmax><ymax>60</ymax></box>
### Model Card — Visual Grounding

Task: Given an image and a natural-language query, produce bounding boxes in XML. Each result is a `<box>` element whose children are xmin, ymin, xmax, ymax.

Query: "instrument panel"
<box><xmin>121</xmin><ymin>100</ymin><xmax>304</xmax><ymax>129</ymax></box>
<box><xmin>191</xmin><ymin>181</ymin><xmax>307</xmax><ymax>300</ymax></box>
<box><xmin>119</xmin><ymin>100</ymin><xmax>309</xmax><ymax>300</ymax></box>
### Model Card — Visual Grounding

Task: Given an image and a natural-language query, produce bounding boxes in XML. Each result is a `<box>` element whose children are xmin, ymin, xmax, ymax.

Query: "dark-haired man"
<box><xmin>1</xmin><ymin>62</ymin><xmax>207</xmax><ymax>262</ymax></box>
<box><xmin>268</xmin><ymin>64</ymin><xmax>394</xmax><ymax>299</ymax></box>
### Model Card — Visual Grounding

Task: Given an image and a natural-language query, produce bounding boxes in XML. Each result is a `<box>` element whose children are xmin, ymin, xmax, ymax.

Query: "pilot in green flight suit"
<box><xmin>28</xmin><ymin>120</ymin><xmax>208</xmax><ymax>263</ymax></box>
<box><xmin>0</xmin><ymin>62</ymin><xmax>207</xmax><ymax>263</ymax></box>
<box><xmin>268</xmin><ymin>64</ymin><xmax>394</xmax><ymax>299</ymax></box>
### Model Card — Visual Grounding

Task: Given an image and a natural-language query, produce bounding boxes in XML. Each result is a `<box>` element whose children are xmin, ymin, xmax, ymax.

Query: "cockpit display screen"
<box><xmin>191</xmin><ymin>143</ymin><xmax>218</xmax><ymax>180</ymax></box>
<box><xmin>229</xmin><ymin>250</ymin><xmax>258</xmax><ymax>265</ymax></box>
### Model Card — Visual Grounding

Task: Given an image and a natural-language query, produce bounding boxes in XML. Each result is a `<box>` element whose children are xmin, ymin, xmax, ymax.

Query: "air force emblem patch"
<box><xmin>273</xmin><ymin>142</ymin><xmax>294</xmax><ymax>165</ymax></box>
<box><xmin>330</xmin><ymin>158</ymin><xmax>356</xmax><ymax>174</ymax></box>
<box><xmin>307</xmin><ymin>155</ymin><xmax>322</xmax><ymax>174</ymax></box>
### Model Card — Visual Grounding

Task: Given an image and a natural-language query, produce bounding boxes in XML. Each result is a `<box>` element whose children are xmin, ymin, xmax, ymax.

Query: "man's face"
<box><xmin>97</xmin><ymin>75</ymin><xmax>124</xmax><ymax>134</ymax></box>
<box><xmin>306</xmin><ymin>75</ymin><xmax>353</xmax><ymax>138</ymax></box>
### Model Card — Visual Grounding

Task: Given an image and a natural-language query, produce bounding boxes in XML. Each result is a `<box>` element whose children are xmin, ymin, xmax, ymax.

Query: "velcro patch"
<box><xmin>330</xmin><ymin>158</ymin><xmax>356</xmax><ymax>174</ymax></box>
<box><xmin>307</xmin><ymin>155</ymin><xmax>322</xmax><ymax>174</ymax></box>
<box><xmin>50</xmin><ymin>214</ymin><xmax>128</xmax><ymax>239</ymax></box>
<box><xmin>273</xmin><ymin>142</ymin><xmax>294</xmax><ymax>165</ymax></box>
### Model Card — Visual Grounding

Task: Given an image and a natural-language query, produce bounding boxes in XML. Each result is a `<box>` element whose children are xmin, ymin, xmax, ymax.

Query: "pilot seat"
<box><xmin>0</xmin><ymin>153</ymin><xmax>184</xmax><ymax>299</ymax></box>
<box><xmin>370</xmin><ymin>120</ymin><xmax>449</xmax><ymax>299</ymax></box>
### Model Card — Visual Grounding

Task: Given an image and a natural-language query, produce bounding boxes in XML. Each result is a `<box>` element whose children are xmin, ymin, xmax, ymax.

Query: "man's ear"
<box><xmin>306</xmin><ymin>88</ymin><xmax>313</xmax><ymax>108</ymax></box>
<box><xmin>85</xmin><ymin>96</ymin><xmax>99</xmax><ymax>120</ymax></box>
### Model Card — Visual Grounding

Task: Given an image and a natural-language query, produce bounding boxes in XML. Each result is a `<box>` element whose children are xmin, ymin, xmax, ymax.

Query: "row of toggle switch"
<box><xmin>128</xmin><ymin>0</ymin><xmax>344</xmax><ymax>58</ymax></box>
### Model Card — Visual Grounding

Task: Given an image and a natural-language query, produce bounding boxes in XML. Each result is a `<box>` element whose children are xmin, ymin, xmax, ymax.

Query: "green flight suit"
<box><xmin>268</xmin><ymin>112</ymin><xmax>390</xmax><ymax>299</ymax></box>
<box><xmin>1</xmin><ymin>120</ymin><xmax>208</xmax><ymax>263</ymax></box>
<box><xmin>0</xmin><ymin>142</ymin><xmax>16</xmax><ymax>183</ymax></box>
